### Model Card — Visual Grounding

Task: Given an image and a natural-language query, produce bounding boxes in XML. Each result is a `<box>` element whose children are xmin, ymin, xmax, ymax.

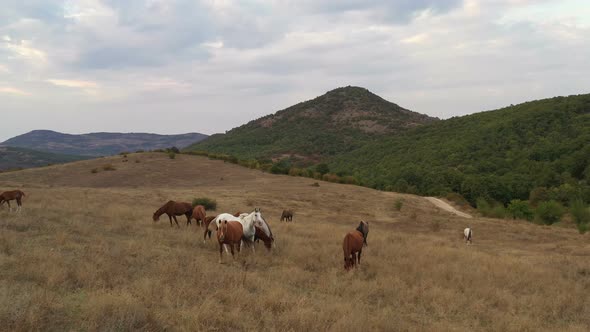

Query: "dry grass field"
<box><xmin>0</xmin><ymin>153</ymin><xmax>589</xmax><ymax>331</ymax></box>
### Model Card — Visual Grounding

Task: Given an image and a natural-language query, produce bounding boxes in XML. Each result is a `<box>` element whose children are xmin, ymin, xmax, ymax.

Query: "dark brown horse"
<box><xmin>280</xmin><ymin>209</ymin><xmax>293</xmax><ymax>222</ymax></box>
<box><xmin>217</xmin><ymin>220</ymin><xmax>243</xmax><ymax>263</ymax></box>
<box><xmin>254</xmin><ymin>217</ymin><xmax>274</xmax><ymax>251</ymax></box>
<box><xmin>203</xmin><ymin>215</ymin><xmax>217</xmax><ymax>241</ymax></box>
<box><xmin>0</xmin><ymin>190</ymin><xmax>25</xmax><ymax>213</ymax></box>
<box><xmin>191</xmin><ymin>205</ymin><xmax>206</xmax><ymax>227</ymax></box>
<box><xmin>342</xmin><ymin>221</ymin><xmax>369</xmax><ymax>270</ymax></box>
<box><xmin>153</xmin><ymin>200</ymin><xmax>193</xmax><ymax>227</ymax></box>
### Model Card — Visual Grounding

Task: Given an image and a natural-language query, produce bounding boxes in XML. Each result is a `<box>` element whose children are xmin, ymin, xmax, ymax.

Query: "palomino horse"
<box><xmin>463</xmin><ymin>227</ymin><xmax>473</xmax><ymax>244</ymax></box>
<box><xmin>342</xmin><ymin>221</ymin><xmax>369</xmax><ymax>270</ymax></box>
<box><xmin>217</xmin><ymin>220</ymin><xmax>243</xmax><ymax>263</ymax></box>
<box><xmin>0</xmin><ymin>190</ymin><xmax>25</xmax><ymax>213</ymax></box>
<box><xmin>191</xmin><ymin>205</ymin><xmax>206</xmax><ymax>227</ymax></box>
<box><xmin>153</xmin><ymin>200</ymin><xmax>193</xmax><ymax>227</ymax></box>
<box><xmin>280</xmin><ymin>209</ymin><xmax>293</xmax><ymax>222</ymax></box>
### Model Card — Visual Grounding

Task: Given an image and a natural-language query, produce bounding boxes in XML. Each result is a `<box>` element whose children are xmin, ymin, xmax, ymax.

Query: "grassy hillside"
<box><xmin>2</xmin><ymin>130</ymin><xmax>208</xmax><ymax>157</ymax></box>
<box><xmin>0</xmin><ymin>146</ymin><xmax>89</xmax><ymax>171</ymax></box>
<box><xmin>330</xmin><ymin>94</ymin><xmax>590</xmax><ymax>206</ymax></box>
<box><xmin>0</xmin><ymin>153</ymin><xmax>589</xmax><ymax>330</ymax></box>
<box><xmin>185</xmin><ymin>86</ymin><xmax>437</xmax><ymax>162</ymax></box>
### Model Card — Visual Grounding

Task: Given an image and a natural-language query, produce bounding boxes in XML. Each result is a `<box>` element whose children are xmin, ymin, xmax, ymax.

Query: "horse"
<box><xmin>203</xmin><ymin>215</ymin><xmax>217</xmax><ymax>241</ymax></box>
<box><xmin>342</xmin><ymin>221</ymin><xmax>369</xmax><ymax>270</ymax></box>
<box><xmin>152</xmin><ymin>200</ymin><xmax>193</xmax><ymax>227</ymax></box>
<box><xmin>0</xmin><ymin>190</ymin><xmax>25</xmax><ymax>213</ymax></box>
<box><xmin>237</xmin><ymin>208</ymin><xmax>264</xmax><ymax>252</ymax></box>
<box><xmin>254</xmin><ymin>217</ymin><xmax>274</xmax><ymax>250</ymax></box>
<box><xmin>191</xmin><ymin>205</ymin><xmax>206</xmax><ymax>227</ymax></box>
<box><xmin>217</xmin><ymin>220</ymin><xmax>243</xmax><ymax>263</ymax></box>
<box><xmin>280</xmin><ymin>209</ymin><xmax>293</xmax><ymax>222</ymax></box>
<box><xmin>463</xmin><ymin>227</ymin><xmax>473</xmax><ymax>244</ymax></box>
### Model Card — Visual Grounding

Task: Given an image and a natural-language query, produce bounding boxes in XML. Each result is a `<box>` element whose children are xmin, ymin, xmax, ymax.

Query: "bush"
<box><xmin>168</xmin><ymin>152</ymin><xmax>176</xmax><ymax>159</ymax></box>
<box><xmin>535</xmin><ymin>200</ymin><xmax>565</xmax><ymax>225</ymax></box>
<box><xmin>192</xmin><ymin>197</ymin><xmax>217</xmax><ymax>210</ymax></box>
<box><xmin>476</xmin><ymin>197</ymin><xmax>506</xmax><ymax>219</ymax></box>
<box><xmin>322</xmin><ymin>173</ymin><xmax>341</xmax><ymax>183</ymax></box>
<box><xmin>311</xmin><ymin>182</ymin><xmax>320</xmax><ymax>187</ymax></box>
<box><xmin>394</xmin><ymin>198</ymin><xmax>404</xmax><ymax>211</ymax></box>
<box><xmin>507</xmin><ymin>199</ymin><xmax>534</xmax><ymax>221</ymax></box>
<box><xmin>316</xmin><ymin>163</ymin><xmax>330</xmax><ymax>175</ymax></box>
<box><xmin>577</xmin><ymin>222</ymin><xmax>589</xmax><ymax>234</ymax></box>
<box><xmin>91</xmin><ymin>168</ymin><xmax>99</xmax><ymax>174</ymax></box>
<box><xmin>102</xmin><ymin>164</ymin><xmax>116</xmax><ymax>171</ymax></box>
<box><xmin>529</xmin><ymin>187</ymin><xmax>550</xmax><ymax>206</ymax></box>
<box><xmin>570</xmin><ymin>199</ymin><xmax>590</xmax><ymax>225</ymax></box>
<box><xmin>445</xmin><ymin>192</ymin><xmax>471</xmax><ymax>209</ymax></box>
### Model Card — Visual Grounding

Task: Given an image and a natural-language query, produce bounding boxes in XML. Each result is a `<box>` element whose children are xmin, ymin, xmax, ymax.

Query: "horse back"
<box><xmin>225</xmin><ymin>221</ymin><xmax>243</xmax><ymax>244</ymax></box>
<box><xmin>343</xmin><ymin>231</ymin><xmax>364</xmax><ymax>253</ymax></box>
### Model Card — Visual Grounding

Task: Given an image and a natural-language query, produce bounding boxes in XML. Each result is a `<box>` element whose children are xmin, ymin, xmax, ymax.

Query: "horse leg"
<box><xmin>230</xmin><ymin>244</ymin><xmax>235</xmax><ymax>258</ymax></box>
<box><xmin>357</xmin><ymin>250</ymin><xmax>362</xmax><ymax>267</ymax></box>
<box><xmin>186</xmin><ymin>213</ymin><xmax>191</xmax><ymax>226</ymax></box>
<box><xmin>173</xmin><ymin>215</ymin><xmax>180</xmax><ymax>227</ymax></box>
<box><xmin>168</xmin><ymin>215</ymin><xmax>173</xmax><ymax>227</ymax></box>
<box><xmin>7</xmin><ymin>201</ymin><xmax>11</xmax><ymax>212</ymax></box>
<box><xmin>219</xmin><ymin>243</ymin><xmax>224</xmax><ymax>264</ymax></box>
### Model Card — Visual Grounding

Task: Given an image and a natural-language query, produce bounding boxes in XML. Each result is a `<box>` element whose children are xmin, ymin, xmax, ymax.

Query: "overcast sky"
<box><xmin>1</xmin><ymin>0</ymin><xmax>589</xmax><ymax>141</ymax></box>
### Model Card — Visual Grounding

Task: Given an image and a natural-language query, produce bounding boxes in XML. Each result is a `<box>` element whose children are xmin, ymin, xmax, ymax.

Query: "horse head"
<box><xmin>357</xmin><ymin>221</ymin><xmax>369</xmax><ymax>246</ymax></box>
<box><xmin>152</xmin><ymin>212</ymin><xmax>159</xmax><ymax>222</ymax></box>
<box><xmin>218</xmin><ymin>220</ymin><xmax>228</xmax><ymax>242</ymax></box>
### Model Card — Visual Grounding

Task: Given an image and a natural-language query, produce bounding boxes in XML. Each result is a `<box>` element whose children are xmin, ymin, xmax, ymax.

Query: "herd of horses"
<box><xmin>0</xmin><ymin>190</ymin><xmax>474</xmax><ymax>270</ymax></box>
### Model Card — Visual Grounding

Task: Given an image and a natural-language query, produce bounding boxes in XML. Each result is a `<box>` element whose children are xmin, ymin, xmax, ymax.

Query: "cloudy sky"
<box><xmin>1</xmin><ymin>0</ymin><xmax>589</xmax><ymax>141</ymax></box>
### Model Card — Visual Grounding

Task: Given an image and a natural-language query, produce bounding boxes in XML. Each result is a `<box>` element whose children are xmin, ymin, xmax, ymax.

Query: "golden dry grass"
<box><xmin>0</xmin><ymin>153</ymin><xmax>589</xmax><ymax>331</ymax></box>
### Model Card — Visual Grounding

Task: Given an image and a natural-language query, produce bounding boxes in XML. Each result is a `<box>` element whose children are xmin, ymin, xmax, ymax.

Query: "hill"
<box><xmin>0</xmin><ymin>146</ymin><xmax>89</xmax><ymax>171</ymax></box>
<box><xmin>0</xmin><ymin>153</ymin><xmax>588</xmax><ymax>330</ymax></box>
<box><xmin>185</xmin><ymin>86</ymin><xmax>437</xmax><ymax>162</ymax></box>
<box><xmin>330</xmin><ymin>94</ymin><xmax>590</xmax><ymax>205</ymax></box>
<box><xmin>1</xmin><ymin>130</ymin><xmax>208</xmax><ymax>157</ymax></box>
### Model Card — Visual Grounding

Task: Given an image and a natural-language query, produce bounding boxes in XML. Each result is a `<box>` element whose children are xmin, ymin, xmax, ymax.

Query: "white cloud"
<box><xmin>46</xmin><ymin>79</ymin><xmax>99</xmax><ymax>89</ymax></box>
<box><xmin>0</xmin><ymin>86</ymin><xmax>29</xmax><ymax>96</ymax></box>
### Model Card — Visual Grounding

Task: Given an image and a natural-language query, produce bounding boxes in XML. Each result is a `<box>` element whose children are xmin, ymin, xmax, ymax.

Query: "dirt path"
<box><xmin>425</xmin><ymin>197</ymin><xmax>472</xmax><ymax>218</ymax></box>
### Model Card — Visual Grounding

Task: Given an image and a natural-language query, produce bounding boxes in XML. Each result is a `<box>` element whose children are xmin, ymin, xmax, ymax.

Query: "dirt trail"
<box><xmin>425</xmin><ymin>197</ymin><xmax>472</xmax><ymax>218</ymax></box>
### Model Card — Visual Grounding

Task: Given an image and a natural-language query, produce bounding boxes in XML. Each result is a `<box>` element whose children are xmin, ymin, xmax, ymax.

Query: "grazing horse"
<box><xmin>280</xmin><ymin>209</ymin><xmax>293</xmax><ymax>222</ymax></box>
<box><xmin>342</xmin><ymin>221</ymin><xmax>369</xmax><ymax>270</ymax></box>
<box><xmin>203</xmin><ymin>215</ymin><xmax>217</xmax><ymax>241</ymax></box>
<box><xmin>152</xmin><ymin>200</ymin><xmax>193</xmax><ymax>227</ymax></box>
<box><xmin>464</xmin><ymin>227</ymin><xmax>473</xmax><ymax>244</ymax></box>
<box><xmin>217</xmin><ymin>220</ymin><xmax>243</xmax><ymax>263</ymax></box>
<box><xmin>191</xmin><ymin>205</ymin><xmax>206</xmax><ymax>227</ymax></box>
<box><xmin>254</xmin><ymin>217</ymin><xmax>274</xmax><ymax>250</ymax></box>
<box><xmin>0</xmin><ymin>190</ymin><xmax>25</xmax><ymax>213</ymax></box>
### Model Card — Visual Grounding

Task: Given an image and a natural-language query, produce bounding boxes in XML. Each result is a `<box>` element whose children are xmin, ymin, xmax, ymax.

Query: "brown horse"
<box><xmin>191</xmin><ymin>205</ymin><xmax>206</xmax><ymax>227</ymax></box>
<box><xmin>342</xmin><ymin>221</ymin><xmax>369</xmax><ymax>270</ymax></box>
<box><xmin>203</xmin><ymin>215</ymin><xmax>217</xmax><ymax>241</ymax></box>
<box><xmin>0</xmin><ymin>190</ymin><xmax>25</xmax><ymax>213</ymax></box>
<box><xmin>280</xmin><ymin>209</ymin><xmax>293</xmax><ymax>222</ymax></box>
<box><xmin>217</xmin><ymin>220</ymin><xmax>243</xmax><ymax>263</ymax></box>
<box><xmin>153</xmin><ymin>200</ymin><xmax>193</xmax><ymax>227</ymax></box>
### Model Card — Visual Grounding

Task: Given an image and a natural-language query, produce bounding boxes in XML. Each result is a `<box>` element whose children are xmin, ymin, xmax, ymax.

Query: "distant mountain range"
<box><xmin>1</xmin><ymin>130</ymin><xmax>208</xmax><ymax>157</ymax></box>
<box><xmin>186</xmin><ymin>86</ymin><xmax>437</xmax><ymax>162</ymax></box>
<box><xmin>0</xmin><ymin>146</ymin><xmax>90</xmax><ymax>171</ymax></box>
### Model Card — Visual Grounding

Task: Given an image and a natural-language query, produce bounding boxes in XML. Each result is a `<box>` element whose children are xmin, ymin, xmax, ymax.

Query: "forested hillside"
<box><xmin>186</xmin><ymin>86</ymin><xmax>437</xmax><ymax>162</ymax></box>
<box><xmin>330</xmin><ymin>94</ymin><xmax>590</xmax><ymax>205</ymax></box>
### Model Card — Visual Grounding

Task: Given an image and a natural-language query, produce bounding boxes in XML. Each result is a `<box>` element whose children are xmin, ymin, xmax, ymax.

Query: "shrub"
<box><xmin>135</xmin><ymin>159</ymin><xmax>140</xmax><ymax>163</ymax></box>
<box><xmin>342</xmin><ymin>176</ymin><xmax>358</xmax><ymax>185</ymax></box>
<box><xmin>445</xmin><ymin>192</ymin><xmax>470</xmax><ymax>209</ymax></box>
<box><xmin>316</xmin><ymin>163</ymin><xmax>330</xmax><ymax>175</ymax></box>
<box><xmin>570</xmin><ymin>199</ymin><xmax>590</xmax><ymax>225</ymax></box>
<box><xmin>507</xmin><ymin>199</ymin><xmax>534</xmax><ymax>221</ymax></box>
<box><xmin>192</xmin><ymin>197</ymin><xmax>217</xmax><ymax>210</ymax></box>
<box><xmin>535</xmin><ymin>200</ymin><xmax>565</xmax><ymax>225</ymax></box>
<box><xmin>102</xmin><ymin>164</ymin><xmax>116</xmax><ymax>171</ymax></box>
<box><xmin>394</xmin><ymin>198</ymin><xmax>404</xmax><ymax>211</ymax></box>
<box><xmin>311</xmin><ymin>182</ymin><xmax>320</xmax><ymax>187</ymax></box>
<box><xmin>168</xmin><ymin>152</ymin><xmax>176</xmax><ymax>159</ymax></box>
<box><xmin>577</xmin><ymin>222</ymin><xmax>589</xmax><ymax>234</ymax></box>
<box><xmin>529</xmin><ymin>187</ymin><xmax>550</xmax><ymax>206</ymax></box>
<box><xmin>91</xmin><ymin>168</ymin><xmax>99</xmax><ymax>174</ymax></box>
<box><xmin>322</xmin><ymin>173</ymin><xmax>341</xmax><ymax>183</ymax></box>
<box><xmin>135</xmin><ymin>150</ymin><xmax>144</xmax><ymax>153</ymax></box>
<box><xmin>477</xmin><ymin>197</ymin><xmax>506</xmax><ymax>219</ymax></box>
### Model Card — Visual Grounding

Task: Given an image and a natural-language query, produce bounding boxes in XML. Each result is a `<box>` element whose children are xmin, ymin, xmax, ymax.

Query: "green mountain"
<box><xmin>330</xmin><ymin>94</ymin><xmax>590</xmax><ymax>205</ymax></box>
<box><xmin>0</xmin><ymin>146</ymin><xmax>90</xmax><ymax>171</ymax></box>
<box><xmin>185</xmin><ymin>86</ymin><xmax>437</xmax><ymax>162</ymax></box>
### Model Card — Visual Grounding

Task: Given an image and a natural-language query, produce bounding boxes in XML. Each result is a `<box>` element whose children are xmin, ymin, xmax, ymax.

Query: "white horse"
<box><xmin>463</xmin><ymin>227</ymin><xmax>473</xmax><ymax>244</ymax></box>
<box><xmin>238</xmin><ymin>208</ymin><xmax>264</xmax><ymax>252</ymax></box>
